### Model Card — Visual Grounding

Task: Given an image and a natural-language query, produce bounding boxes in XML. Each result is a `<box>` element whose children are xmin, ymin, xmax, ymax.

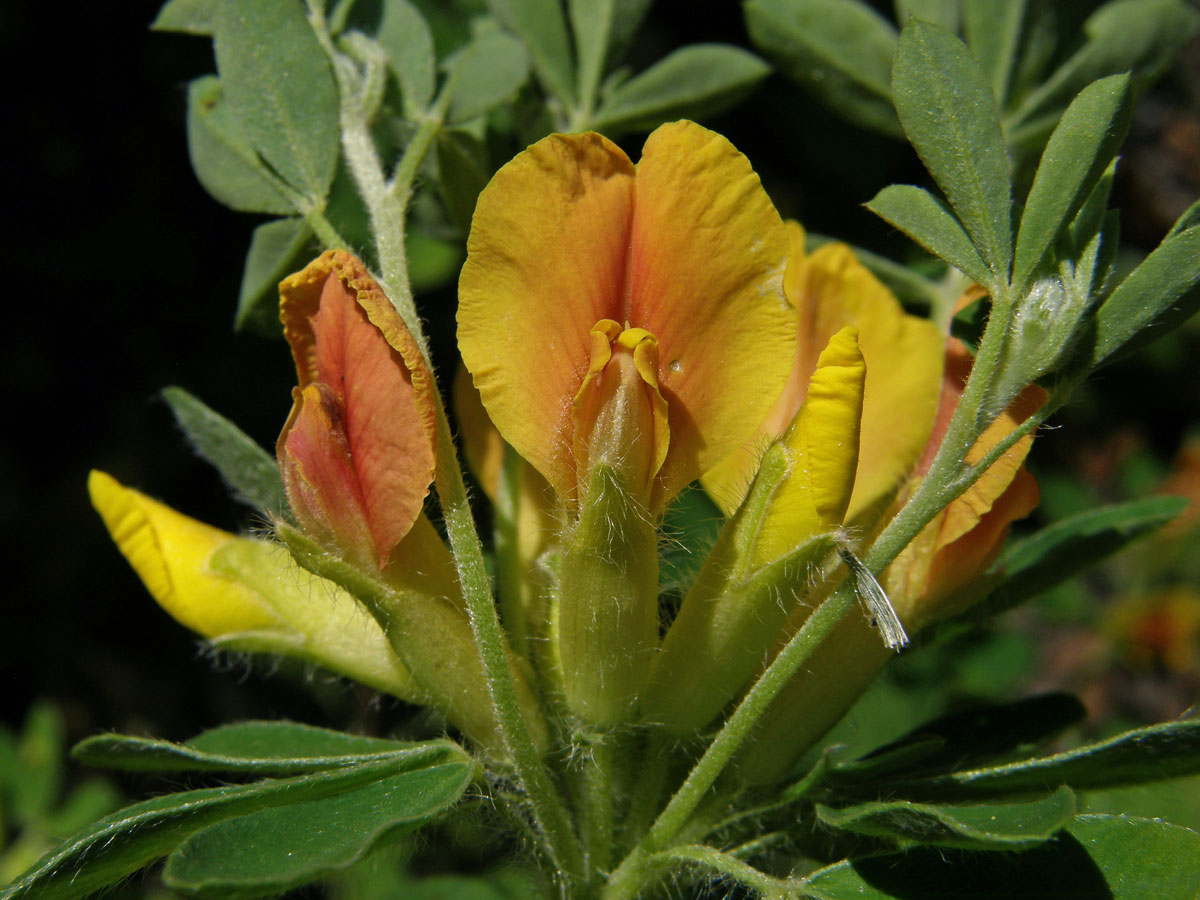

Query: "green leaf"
<box><xmin>962</xmin><ymin>0</ymin><xmax>1024</xmax><ymax>106</ymax></box>
<box><xmin>152</xmin><ymin>0</ymin><xmax>215</xmax><ymax>34</ymax></box>
<box><xmin>436</xmin><ymin>130</ymin><xmax>489</xmax><ymax>231</ymax></box>
<box><xmin>12</xmin><ymin>704</ymin><xmax>65</xmax><ymax>825</ymax></box>
<box><xmin>568</xmin><ymin>0</ymin><xmax>654</xmax><ymax>110</ymax></box>
<box><xmin>1012</xmin><ymin>74</ymin><xmax>1131</xmax><ymax>290</ymax></box>
<box><xmin>978</xmin><ymin>496</ymin><xmax>1189</xmax><ymax>618</ymax></box>
<box><xmin>186</xmin><ymin>76</ymin><xmax>294</xmax><ymax>215</ymax></box>
<box><xmin>160</xmin><ymin>763</ymin><xmax>472</xmax><ymax>898</ymax></box>
<box><xmin>235</xmin><ymin>217</ymin><xmax>313</xmax><ymax>336</ymax></box>
<box><xmin>398</xmin><ymin>872</ymin><xmax>545</xmax><ymax>900</ymax></box>
<box><xmin>745</xmin><ymin>0</ymin><xmax>901</xmax><ymax>136</ymax></box>
<box><xmin>41</xmin><ymin>782</ymin><xmax>121</xmax><ymax>837</ymax></box>
<box><xmin>659</xmin><ymin>483</ymin><xmax>723</xmax><ymax>596</ymax></box>
<box><xmin>897</xmin><ymin>718</ymin><xmax>1200</xmax><ymax>800</ymax></box>
<box><xmin>161</xmin><ymin>386</ymin><xmax>288</xmax><ymax>516</ymax></box>
<box><xmin>834</xmin><ymin>693</ymin><xmax>1087</xmax><ymax>785</ymax></box>
<box><xmin>445</xmin><ymin>30</ymin><xmax>531</xmax><ymax>124</ymax></box>
<box><xmin>370</xmin><ymin>0</ymin><xmax>436</xmax><ymax>115</ymax></box>
<box><xmin>484</xmin><ymin>0</ymin><xmax>574</xmax><ymax>108</ymax></box>
<box><xmin>1166</xmin><ymin>197</ymin><xmax>1200</xmax><ymax>239</ymax></box>
<box><xmin>894</xmin><ymin>0</ymin><xmax>959</xmax><ymax>31</ymax></box>
<box><xmin>73</xmin><ymin>722</ymin><xmax>458</xmax><ymax>775</ymax></box>
<box><xmin>568</xmin><ymin>0</ymin><xmax>614</xmax><ymax>110</ymax></box>
<box><xmin>801</xmin><ymin>815</ymin><xmax>1200</xmax><ymax>900</ymax></box>
<box><xmin>866</xmin><ymin>184</ymin><xmax>991</xmax><ymax>286</ymax></box>
<box><xmin>1007</xmin><ymin>0</ymin><xmax>1200</xmax><ymax>149</ymax></box>
<box><xmin>1082</xmin><ymin>225</ymin><xmax>1200</xmax><ymax>368</ymax></box>
<box><xmin>818</xmin><ymin>786</ymin><xmax>1077</xmax><ymax>850</ymax></box>
<box><xmin>213</xmin><ymin>0</ymin><xmax>340</xmax><ymax>202</ymax></box>
<box><xmin>892</xmin><ymin>20</ymin><xmax>1012</xmax><ymax>285</ymax></box>
<box><xmin>590</xmin><ymin>44</ymin><xmax>769</xmax><ymax>136</ymax></box>
<box><xmin>1</xmin><ymin>749</ymin><xmax>471</xmax><ymax>900</ymax></box>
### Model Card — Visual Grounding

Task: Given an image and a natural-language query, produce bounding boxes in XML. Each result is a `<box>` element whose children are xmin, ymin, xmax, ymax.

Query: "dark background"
<box><xmin>4</xmin><ymin>0</ymin><xmax>1198</xmax><ymax>760</ymax></box>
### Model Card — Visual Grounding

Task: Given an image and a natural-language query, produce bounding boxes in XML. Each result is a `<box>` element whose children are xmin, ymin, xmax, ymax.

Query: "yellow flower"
<box><xmin>457</xmin><ymin>120</ymin><xmax>796</xmax><ymax>515</ymax></box>
<box><xmin>736</xmin><ymin>337</ymin><xmax>1044</xmax><ymax>784</ymax></box>
<box><xmin>704</xmin><ymin>223</ymin><xmax>944</xmax><ymax>524</ymax></box>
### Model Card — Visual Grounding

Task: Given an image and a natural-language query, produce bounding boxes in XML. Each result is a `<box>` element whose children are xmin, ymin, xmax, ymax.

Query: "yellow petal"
<box><xmin>752</xmin><ymin>326</ymin><xmax>866</xmax><ymax>567</ymax></box>
<box><xmin>629</xmin><ymin>121</ymin><xmax>794</xmax><ymax>503</ymax></box>
<box><xmin>704</xmin><ymin>228</ymin><xmax>943</xmax><ymax>523</ymax></box>
<box><xmin>459</xmin><ymin>132</ymin><xmax>637</xmax><ymax>501</ymax></box>
<box><xmin>88</xmin><ymin>470</ymin><xmax>281</xmax><ymax>637</ymax></box>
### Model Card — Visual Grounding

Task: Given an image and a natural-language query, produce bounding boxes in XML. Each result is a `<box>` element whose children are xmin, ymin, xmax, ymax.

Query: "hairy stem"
<box><xmin>430</xmin><ymin>396</ymin><xmax>586</xmax><ymax>888</ymax></box>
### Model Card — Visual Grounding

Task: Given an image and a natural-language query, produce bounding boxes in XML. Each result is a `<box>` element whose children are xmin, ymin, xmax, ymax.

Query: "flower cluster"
<box><xmin>91</xmin><ymin>121</ymin><xmax>1038</xmax><ymax>772</ymax></box>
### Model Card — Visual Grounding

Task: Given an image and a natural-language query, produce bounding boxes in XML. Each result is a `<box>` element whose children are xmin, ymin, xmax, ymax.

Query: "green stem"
<box><xmin>582</xmin><ymin>738</ymin><xmax>617</xmax><ymax>880</ymax></box>
<box><xmin>621</xmin><ymin>732</ymin><xmax>673</xmax><ymax>854</ymax></box>
<box><xmin>494</xmin><ymin>444</ymin><xmax>529</xmax><ymax>657</ymax></box>
<box><xmin>430</xmin><ymin>396</ymin><xmax>586</xmax><ymax>887</ymax></box>
<box><xmin>651</xmin><ymin>844</ymin><xmax>797</xmax><ymax>897</ymax></box>
<box><xmin>304</xmin><ymin>208</ymin><xmax>350</xmax><ymax>252</ymax></box>
<box><xmin>308</xmin><ymin>0</ymin><xmax>450</xmax><ymax>358</ymax></box>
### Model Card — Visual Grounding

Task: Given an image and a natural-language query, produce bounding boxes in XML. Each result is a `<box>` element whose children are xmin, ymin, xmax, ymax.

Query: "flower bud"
<box><xmin>88</xmin><ymin>470</ymin><xmax>417</xmax><ymax>701</ymax></box>
<box><xmin>557</xmin><ymin>464</ymin><xmax>660</xmax><ymax>727</ymax></box>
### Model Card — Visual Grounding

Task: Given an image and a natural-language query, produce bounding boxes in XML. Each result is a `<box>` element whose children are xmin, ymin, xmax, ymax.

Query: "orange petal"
<box><xmin>922</xmin><ymin>339</ymin><xmax>1046</xmax><ymax>547</ymax></box>
<box><xmin>925</xmin><ymin>466</ymin><xmax>1039</xmax><ymax>607</ymax></box>
<box><xmin>571</xmin><ymin>321</ymin><xmax>671</xmax><ymax>509</ymax></box>
<box><xmin>630</xmin><ymin>121</ymin><xmax>794</xmax><ymax>503</ymax></box>
<box><xmin>459</xmin><ymin>122</ymin><xmax>794</xmax><ymax>510</ymax></box>
<box><xmin>278</xmin><ymin>251</ymin><xmax>437</xmax><ymax>568</ymax></box>
<box><xmin>458</xmin><ymin>133</ymin><xmax>636</xmax><ymax>501</ymax></box>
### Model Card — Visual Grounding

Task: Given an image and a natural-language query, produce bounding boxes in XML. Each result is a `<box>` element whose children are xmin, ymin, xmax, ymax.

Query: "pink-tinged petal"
<box><xmin>278</xmin><ymin>251</ymin><xmax>437</xmax><ymax>569</ymax></box>
<box><xmin>278</xmin><ymin>383</ymin><xmax>375</xmax><ymax>568</ymax></box>
<box><xmin>924</xmin><ymin>466</ymin><xmax>1039</xmax><ymax>611</ymax></box>
<box><xmin>458</xmin><ymin>133</ymin><xmax>636</xmax><ymax>501</ymax></box>
<box><xmin>630</xmin><ymin>121</ymin><xmax>794</xmax><ymax>503</ymax></box>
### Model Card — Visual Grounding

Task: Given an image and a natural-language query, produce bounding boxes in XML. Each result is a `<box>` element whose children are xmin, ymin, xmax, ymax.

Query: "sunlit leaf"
<box><xmin>1012</xmin><ymin>74</ymin><xmax>1131</xmax><ymax>289</ymax></box>
<box><xmin>866</xmin><ymin>184</ymin><xmax>991</xmax><ymax>286</ymax></box>
<box><xmin>161</xmin><ymin>764</ymin><xmax>472</xmax><ymax>897</ymax></box>
<box><xmin>892</xmin><ymin>20</ymin><xmax>1012</xmax><ymax>285</ymax></box>
<box><xmin>978</xmin><ymin>496</ymin><xmax>1189</xmax><ymax>618</ymax></box>
<box><xmin>186</xmin><ymin>76</ymin><xmax>294</xmax><ymax>215</ymax></box>
<box><xmin>213</xmin><ymin>0</ymin><xmax>340</xmax><ymax>201</ymax></box>
<box><xmin>235</xmin><ymin>217</ymin><xmax>314</xmax><ymax>337</ymax></box>
<box><xmin>817</xmin><ymin>786</ymin><xmax>1076</xmax><ymax>849</ymax></box>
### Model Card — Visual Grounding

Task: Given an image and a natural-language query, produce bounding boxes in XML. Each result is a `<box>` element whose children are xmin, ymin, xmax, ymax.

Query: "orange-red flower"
<box><xmin>277</xmin><ymin>250</ymin><xmax>450</xmax><ymax>592</ymax></box>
